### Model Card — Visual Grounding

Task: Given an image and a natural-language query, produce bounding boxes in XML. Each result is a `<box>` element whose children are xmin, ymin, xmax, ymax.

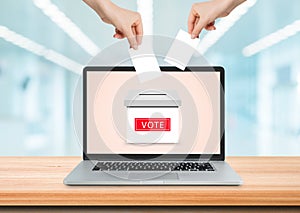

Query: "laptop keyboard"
<box><xmin>92</xmin><ymin>161</ymin><xmax>214</xmax><ymax>172</ymax></box>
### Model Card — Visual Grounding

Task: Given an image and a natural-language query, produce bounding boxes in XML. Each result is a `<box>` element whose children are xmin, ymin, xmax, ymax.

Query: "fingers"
<box><xmin>112</xmin><ymin>14</ymin><xmax>143</xmax><ymax>49</ymax></box>
<box><xmin>191</xmin><ymin>17</ymin><xmax>207</xmax><ymax>39</ymax></box>
<box><xmin>205</xmin><ymin>21</ymin><xmax>216</xmax><ymax>31</ymax></box>
<box><xmin>135</xmin><ymin>20</ymin><xmax>143</xmax><ymax>45</ymax></box>
<box><xmin>113</xmin><ymin>33</ymin><xmax>124</xmax><ymax>39</ymax></box>
<box><xmin>113</xmin><ymin>27</ymin><xmax>140</xmax><ymax>50</ymax></box>
<box><xmin>113</xmin><ymin>28</ymin><xmax>125</xmax><ymax>39</ymax></box>
<box><xmin>205</xmin><ymin>25</ymin><xmax>216</xmax><ymax>31</ymax></box>
<box><xmin>127</xmin><ymin>15</ymin><xmax>143</xmax><ymax>48</ymax></box>
<box><xmin>124</xmin><ymin>28</ymin><xmax>138</xmax><ymax>50</ymax></box>
<box><xmin>189</xmin><ymin>11</ymin><xmax>214</xmax><ymax>38</ymax></box>
<box><xmin>188</xmin><ymin>11</ymin><xmax>197</xmax><ymax>34</ymax></box>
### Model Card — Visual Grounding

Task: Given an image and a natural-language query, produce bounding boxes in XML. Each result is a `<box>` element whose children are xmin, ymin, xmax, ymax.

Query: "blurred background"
<box><xmin>0</xmin><ymin>0</ymin><xmax>299</xmax><ymax>156</ymax></box>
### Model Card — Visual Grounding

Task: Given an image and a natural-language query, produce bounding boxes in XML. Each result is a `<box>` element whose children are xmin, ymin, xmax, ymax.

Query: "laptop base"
<box><xmin>64</xmin><ymin>160</ymin><xmax>242</xmax><ymax>185</ymax></box>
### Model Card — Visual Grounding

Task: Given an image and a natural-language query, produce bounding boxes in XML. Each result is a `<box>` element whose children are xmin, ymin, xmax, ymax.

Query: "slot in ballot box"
<box><xmin>124</xmin><ymin>90</ymin><xmax>181</xmax><ymax>144</ymax></box>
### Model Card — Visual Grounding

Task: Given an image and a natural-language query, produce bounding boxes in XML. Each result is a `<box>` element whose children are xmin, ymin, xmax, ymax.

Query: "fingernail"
<box><xmin>133</xmin><ymin>44</ymin><xmax>138</xmax><ymax>50</ymax></box>
<box><xmin>191</xmin><ymin>34</ymin><xmax>196</xmax><ymax>39</ymax></box>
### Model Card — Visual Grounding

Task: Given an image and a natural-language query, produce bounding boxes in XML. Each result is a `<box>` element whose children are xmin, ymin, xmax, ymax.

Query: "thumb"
<box><xmin>191</xmin><ymin>18</ymin><xmax>207</xmax><ymax>39</ymax></box>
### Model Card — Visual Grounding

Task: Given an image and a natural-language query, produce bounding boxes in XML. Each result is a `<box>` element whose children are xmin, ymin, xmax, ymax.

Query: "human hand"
<box><xmin>83</xmin><ymin>0</ymin><xmax>143</xmax><ymax>49</ymax></box>
<box><xmin>188</xmin><ymin>0</ymin><xmax>246</xmax><ymax>39</ymax></box>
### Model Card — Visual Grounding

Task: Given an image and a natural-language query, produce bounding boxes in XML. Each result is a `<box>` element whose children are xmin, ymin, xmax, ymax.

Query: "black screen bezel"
<box><xmin>83</xmin><ymin>66</ymin><xmax>225</xmax><ymax>161</ymax></box>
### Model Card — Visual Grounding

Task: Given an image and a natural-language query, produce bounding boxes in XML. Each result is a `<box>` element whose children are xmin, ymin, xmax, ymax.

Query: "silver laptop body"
<box><xmin>64</xmin><ymin>66</ymin><xmax>243</xmax><ymax>185</ymax></box>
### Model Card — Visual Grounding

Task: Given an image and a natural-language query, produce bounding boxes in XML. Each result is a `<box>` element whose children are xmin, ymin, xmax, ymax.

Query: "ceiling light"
<box><xmin>137</xmin><ymin>0</ymin><xmax>153</xmax><ymax>35</ymax></box>
<box><xmin>32</xmin><ymin>0</ymin><xmax>100</xmax><ymax>56</ymax></box>
<box><xmin>197</xmin><ymin>0</ymin><xmax>257</xmax><ymax>55</ymax></box>
<box><xmin>243</xmin><ymin>19</ymin><xmax>300</xmax><ymax>57</ymax></box>
<box><xmin>0</xmin><ymin>25</ymin><xmax>82</xmax><ymax>74</ymax></box>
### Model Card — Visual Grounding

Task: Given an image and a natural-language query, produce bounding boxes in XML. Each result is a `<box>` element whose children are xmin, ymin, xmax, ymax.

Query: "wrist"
<box><xmin>212</xmin><ymin>0</ymin><xmax>246</xmax><ymax>17</ymax></box>
<box><xmin>96</xmin><ymin>0</ymin><xmax>113</xmax><ymax>11</ymax></box>
<box><xmin>222</xmin><ymin>0</ymin><xmax>246</xmax><ymax>12</ymax></box>
<box><xmin>84</xmin><ymin>0</ymin><xmax>114</xmax><ymax>16</ymax></box>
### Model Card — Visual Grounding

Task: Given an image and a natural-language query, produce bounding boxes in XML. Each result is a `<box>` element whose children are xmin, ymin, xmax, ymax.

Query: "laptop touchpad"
<box><xmin>128</xmin><ymin>173</ymin><xmax>179</xmax><ymax>181</ymax></box>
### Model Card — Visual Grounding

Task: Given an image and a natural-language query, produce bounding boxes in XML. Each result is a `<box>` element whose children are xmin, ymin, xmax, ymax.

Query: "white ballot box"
<box><xmin>124</xmin><ymin>90</ymin><xmax>181</xmax><ymax>144</ymax></box>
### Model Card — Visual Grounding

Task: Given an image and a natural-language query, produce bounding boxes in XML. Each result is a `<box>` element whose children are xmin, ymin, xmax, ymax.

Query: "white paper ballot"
<box><xmin>128</xmin><ymin>42</ymin><xmax>161</xmax><ymax>83</ymax></box>
<box><xmin>164</xmin><ymin>29</ymin><xmax>200</xmax><ymax>70</ymax></box>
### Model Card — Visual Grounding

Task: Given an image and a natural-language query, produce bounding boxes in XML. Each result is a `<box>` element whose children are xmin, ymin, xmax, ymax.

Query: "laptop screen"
<box><xmin>84</xmin><ymin>67</ymin><xmax>223</xmax><ymax>157</ymax></box>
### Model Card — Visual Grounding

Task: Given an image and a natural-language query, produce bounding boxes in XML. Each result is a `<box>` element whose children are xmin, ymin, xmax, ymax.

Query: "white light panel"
<box><xmin>243</xmin><ymin>19</ymin><xmax>300</xmax><ymax>57</ymax></box>
<box><xmin>33</xmin><ymin>0</ymin><xmax>100</xmax><ymax>56</ymax></box>
<box><xmin>137</xmin><ymin>0</ymin><xmax>153</xmax><ymax>35</ymax></box>
<box><xmin>0</xmin><ymin>25</ymin><xmax>83</xmax><ymax>74</ymax></box>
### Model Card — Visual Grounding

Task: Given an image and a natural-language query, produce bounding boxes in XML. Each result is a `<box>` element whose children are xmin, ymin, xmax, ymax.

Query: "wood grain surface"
<box><xmin>0</xmin><ymin>157</ymin><xmax>299</xmax><ymax>206</ymax></box>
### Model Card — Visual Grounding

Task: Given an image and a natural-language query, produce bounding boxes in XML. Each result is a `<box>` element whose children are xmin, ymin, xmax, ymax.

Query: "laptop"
<box><xmin>64</xmin><ymin>66</ymin><xmax>243</xmax><ymax>185</ymax></box>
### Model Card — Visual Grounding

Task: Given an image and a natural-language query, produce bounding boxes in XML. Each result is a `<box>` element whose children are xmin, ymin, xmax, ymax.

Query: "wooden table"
<box><xmin>0</xmin><ymin>157</ymin><xmax>299</xmax><ymax>206</ymax></box>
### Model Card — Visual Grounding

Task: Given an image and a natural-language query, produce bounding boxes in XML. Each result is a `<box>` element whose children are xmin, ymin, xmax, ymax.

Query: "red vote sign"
<box><xmin>135</xmin><ymin>118</ymin><xmax>171</xmax><ymax>131</ymax></box>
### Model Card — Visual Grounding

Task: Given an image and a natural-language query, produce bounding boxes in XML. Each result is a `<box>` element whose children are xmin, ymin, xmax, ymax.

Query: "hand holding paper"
<box><xmin>128</xmin><ymin>41</ymin><xmax>161</xmax><ymax>82</ymax></box>
<box><xmin>165</xmin><ymin>29</ymin><xmax>200</xmax><ymax>70</ymax></box>
<box><xmin>83</xmin><ymin>0</ymin><xmax>143</xmax><ymax>49</ymax></box>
